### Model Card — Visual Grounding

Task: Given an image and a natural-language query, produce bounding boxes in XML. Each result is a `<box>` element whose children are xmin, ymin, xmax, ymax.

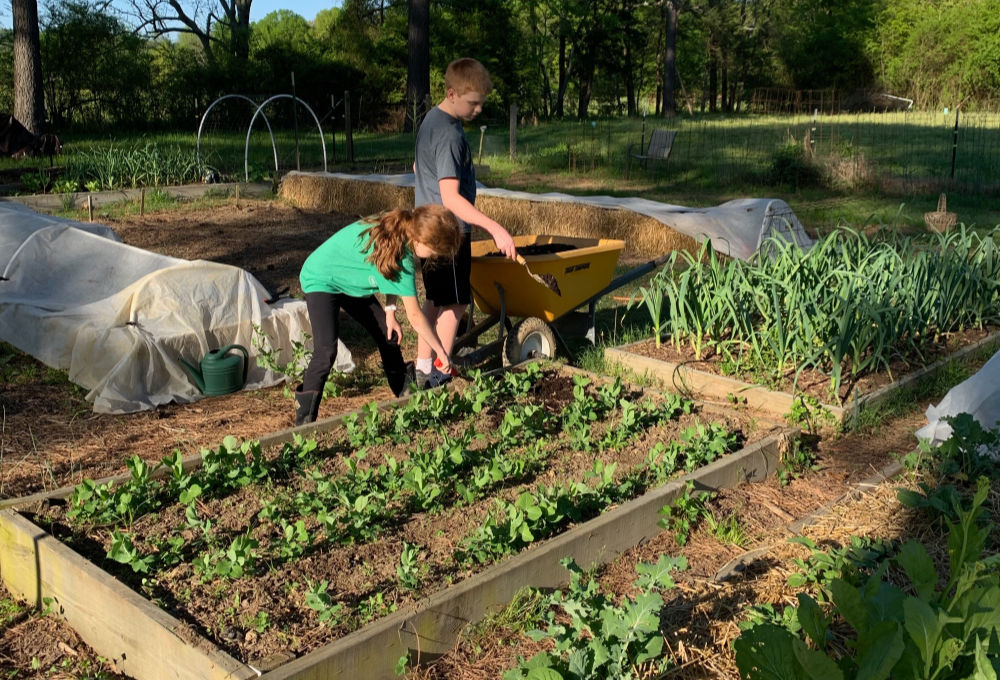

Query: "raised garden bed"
<box><xmin>0</xmin><ymin>363</ymin><xmax>794</xmax><ymax>680</ymax></box>
<box><xmin>407</xmin><ymin>424</ymin><xmax>998</xmax><ymax>680</ymax></box>
<box><xmin>611</xmin><ymin>227</ymin><xmax>1000</xmax><ymax>426</ymax></box>
<box><xmin>606</xmin><ymin>328</ymin><xmax>1000</xmax><ymax>425</ymax></box>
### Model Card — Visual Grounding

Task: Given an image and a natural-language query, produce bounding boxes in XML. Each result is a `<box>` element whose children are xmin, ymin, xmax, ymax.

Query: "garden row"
<box><xmin>612</xmin><ymin>225</ymin><xmax>1000</xmax><ymax>425</ymax></box>
<box><xmin>0</xmin><ymin>363</ymin><xmax>790</xmax><ymax>680</ymax></box>
<box><xmin>411</xmin><ymin>414</ymin><xmax>1000</xmax><ymax>679</ymax></box>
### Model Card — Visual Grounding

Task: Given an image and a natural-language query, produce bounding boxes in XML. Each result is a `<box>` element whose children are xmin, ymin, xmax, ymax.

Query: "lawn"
<box><xmin>4</xmin><ymin>111</ymin><xmax>1000</xmax><ymax>234</ymax></box>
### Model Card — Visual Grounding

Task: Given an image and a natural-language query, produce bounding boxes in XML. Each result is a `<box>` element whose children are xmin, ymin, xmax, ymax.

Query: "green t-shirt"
<box><xmin>300</xmin><ymin>219</ymin><xmax>417</xmax><ymax>297</ymax></box>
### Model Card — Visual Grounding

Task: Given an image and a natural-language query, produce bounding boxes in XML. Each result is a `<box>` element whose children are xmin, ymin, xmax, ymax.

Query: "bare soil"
<box><xmin>0</xmin><ymin>196</ymin><xmax>941</xmax><ymax>680</ymax></box>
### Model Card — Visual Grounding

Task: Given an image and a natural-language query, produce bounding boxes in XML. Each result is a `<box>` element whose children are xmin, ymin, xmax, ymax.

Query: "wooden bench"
<box><xmin>626</xmin><ymin>129</ymin><xmax>677</xmax><ymax>177</ymax></box>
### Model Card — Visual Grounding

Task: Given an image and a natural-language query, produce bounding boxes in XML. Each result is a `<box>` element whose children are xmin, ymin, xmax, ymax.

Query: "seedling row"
<box><xmin>24</xmin><ymin>364</ymin><xmax>756</xmax><ymax>667</ymax></box>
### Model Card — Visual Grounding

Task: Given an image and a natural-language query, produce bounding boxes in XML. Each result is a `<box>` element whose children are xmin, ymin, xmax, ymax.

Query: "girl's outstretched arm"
<box><xmin>400</xmin><ymin>295</ymin><xmax>451</xmax><ymax>372</ymax></box>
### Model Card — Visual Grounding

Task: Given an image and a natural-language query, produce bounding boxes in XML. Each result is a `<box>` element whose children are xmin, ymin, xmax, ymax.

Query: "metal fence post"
<box><xmin>509</xmin><ymin>104</ymin><xmax>517</xmax><ymax>160</ymax></box>
<box><xmin>291</xmin><ymin>72</ymin><xmax>300</xmax><ymax>171</ymax></box>
<box><xmin>345</xmin><ymin>90</ymin><xmax>354</xmax><ymax>165</ymax></box>
<box><xmin>950</xmin><ymin>108</ymin><xmax>959</xmax><ymax>180</ymax></box>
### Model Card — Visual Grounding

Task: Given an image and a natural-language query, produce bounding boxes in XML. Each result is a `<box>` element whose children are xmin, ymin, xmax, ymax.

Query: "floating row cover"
<box><xmin>0</xmin><ymin>200</ymin><xmax>352</xmax><ymax>413</ymax></box>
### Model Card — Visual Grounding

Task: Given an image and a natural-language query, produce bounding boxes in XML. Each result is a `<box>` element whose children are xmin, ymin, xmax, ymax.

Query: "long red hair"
<box><xmin>362</xmin><ymin>205</ymin><xmax>462</xmax><ymax>280</ymax></box>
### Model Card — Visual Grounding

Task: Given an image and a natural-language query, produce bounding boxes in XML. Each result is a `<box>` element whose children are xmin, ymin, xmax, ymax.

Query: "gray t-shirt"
<box><xmin>414</xmin><ymin>106</ymin><xmax>476</xmax><ymax>231</ymax></box>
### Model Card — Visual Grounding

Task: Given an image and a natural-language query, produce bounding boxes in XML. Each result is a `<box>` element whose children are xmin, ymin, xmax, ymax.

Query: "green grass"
<box><xmin>0</xmin><ymin>595</ymin><xmax>25</xmax><ymax>628</ymax></box>
<box><xmin>0</xmin><ymin>341</ymin><xmax>77</xmax><ymax>387</ymax></box>
<box><xmin>6</xmin><ymin>112</ymin><xmax>1000</xmax><ymax>233</ymax></box>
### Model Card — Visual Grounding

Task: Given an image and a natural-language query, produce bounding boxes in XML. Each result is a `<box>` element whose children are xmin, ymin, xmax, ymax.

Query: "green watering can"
<box><xmin>180</xmin><ymin>344</ymin><xmax>249</xmax><ymax>396</ymax></box>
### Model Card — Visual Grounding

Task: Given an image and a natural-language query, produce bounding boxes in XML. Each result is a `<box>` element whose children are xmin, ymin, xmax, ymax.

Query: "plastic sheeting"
<box><xmin>0</xmin><ymin>201</ymin><xmax>353</xmax><ymax>414</ymax></box>
<box><xmin>916</xmin><ymin>348</ymin><xmax>1000</xmax><ymax>446</ymax></box>
<box><xmin>303</xmin><ymin>172</ymin><xmax>814</xmax><ymax>261</ymax></box>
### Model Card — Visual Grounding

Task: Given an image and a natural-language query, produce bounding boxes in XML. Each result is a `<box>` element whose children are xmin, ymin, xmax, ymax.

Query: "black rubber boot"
<box><xmin>294</xmin><ymin>385</ymin><xmax>322</xmax><ymax>426</ymax></box>
<box><xmin>396</xmin><ymin>362</ymin><xmax>417</xmax><ymax>397</ymax></box>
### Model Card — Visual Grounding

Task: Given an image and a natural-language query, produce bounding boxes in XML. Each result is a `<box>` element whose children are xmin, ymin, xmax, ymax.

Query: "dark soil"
<box><xmin>481</xmin><ymin>243</ymin><xmax>577</xmax><ymax>257</ymax></box>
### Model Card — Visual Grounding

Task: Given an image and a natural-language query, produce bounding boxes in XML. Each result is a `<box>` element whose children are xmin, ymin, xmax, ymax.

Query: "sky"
<box><xmin>1</xmin><ymin>1</ymin><xmax>341</xmax><ymax>30</ymax></box>
<box><xmin>249</xmin><ymin>1</ymin><xmax>339</xmax><ymax>24</ymax></box>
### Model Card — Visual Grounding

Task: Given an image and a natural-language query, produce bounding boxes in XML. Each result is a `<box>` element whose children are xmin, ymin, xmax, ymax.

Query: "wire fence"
<box><xmin>196</xmin><ymin>102</ymin><xmax>1000</xmax><ymax>195</ymax></box>
<box><xmin>498</xmin><ymin>111</ymin><xmax>1000</xmax><ymax>195</ymax></box>
<box><xmin>662</xmin><ymin>111</ymin><xmax>1000</xmax><ymax>193</ymax></box>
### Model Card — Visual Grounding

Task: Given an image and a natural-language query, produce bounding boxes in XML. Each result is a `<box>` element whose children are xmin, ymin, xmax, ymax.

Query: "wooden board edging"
<box><xmin>0</xmin><ymin>430</ymin><xmax>793</xmax><ymax>680</ymax></box>
<box><xmin>0</xmin><ymin>362</ymin><xmax>787</xmax><ymax>680</ymax></box>
<box><xmin>0</xmin><ymin>510</ymin><xmax>257</xmax><ymax>680</ymax></box>
<box><xmin>259</xmin><ymin>428</ymin><xmax>795</xmax><ymax>680</ymax></box>
<box><xmin>604</xmin><ymin>344</ymin><xmax>839</xmax><ymax>420</ymax></box>
<box><xmin>605</xmin><ymin>329</ymin><xmax>1000</xmax><ymax>425</ymax></box>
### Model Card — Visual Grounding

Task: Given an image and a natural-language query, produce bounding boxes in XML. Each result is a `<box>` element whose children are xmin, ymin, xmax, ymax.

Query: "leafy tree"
<box><xmin>869</xmin><ymin>0</ymin><xmax>1000</xmax><ymax>108</ymax></box>
<box><xmin>41</xmin><ymin>1</ymin><xmax>152</xmax><ymax>128</ymax></box>
<box><xmin>147</xmin><ymin>37</ymin><xmax>212</xmax><ymax>126</ymax></box>
<box><xmin>772</xmin><ymin>0</ymin><xmax>880</xmax><ymax>92</ymax></box>
<box><xmin>251</xmin><ymin>9</ymin><xmax>313</xmax><ymax>54</ymax></box>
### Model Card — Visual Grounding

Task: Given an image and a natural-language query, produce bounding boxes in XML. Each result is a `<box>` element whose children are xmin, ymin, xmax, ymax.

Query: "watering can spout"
<box><xmin>179</xmin><ymin>344</ymin><xmax>249</xmax><ymax>396</ymax></box>
<box><xmin>179</xmin><ymin>357</ymin><xmax>207</xmax><ymax>393</ymax></box>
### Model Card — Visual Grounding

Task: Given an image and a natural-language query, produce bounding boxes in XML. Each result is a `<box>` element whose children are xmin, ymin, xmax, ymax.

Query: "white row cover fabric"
<box><xmin>0</xmin><ymin>199</ymin><xmax>120</xmax><ymax>270</ymax></box>
<box><xmin>298</xmin><ymin>172</ymin><xmax>813</xmax><ymax>260</ymax></box>
<box><xmin>916</xmin><ymin>347</ymin><xmax>1000</xmax><ymax>447</ymax></box>
<box><xmin>0</xmin><ymin>201</ymin><xmax>353</xmax><ymax>414</ymax></box>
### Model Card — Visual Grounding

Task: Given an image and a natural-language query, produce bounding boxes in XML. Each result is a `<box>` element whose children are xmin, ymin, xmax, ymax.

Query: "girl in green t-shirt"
<box><xmin>295</xmin><ymin>205</ymin><xmax>461</xmax><ymax>425</ymax></box>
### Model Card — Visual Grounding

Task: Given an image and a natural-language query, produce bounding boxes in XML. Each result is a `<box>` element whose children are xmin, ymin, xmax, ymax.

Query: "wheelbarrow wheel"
<box><xmin>503</xmin><ymin>317</ymin><xmax>557</xmax><ymax>367</ymax></box>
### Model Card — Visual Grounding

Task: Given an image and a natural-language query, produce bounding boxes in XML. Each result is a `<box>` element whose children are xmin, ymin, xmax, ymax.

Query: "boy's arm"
<box><xmin>439</xmin><ymin>178</ymin><xmax>516</xmax><ymax>259</ymax></box>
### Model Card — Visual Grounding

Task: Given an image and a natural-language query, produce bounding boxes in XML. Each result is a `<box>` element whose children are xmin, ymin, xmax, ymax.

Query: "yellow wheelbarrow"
<box><xmin>454</xmin><ymin>234</ymin><xmax>670</xmax><ymax>366</ymax></box>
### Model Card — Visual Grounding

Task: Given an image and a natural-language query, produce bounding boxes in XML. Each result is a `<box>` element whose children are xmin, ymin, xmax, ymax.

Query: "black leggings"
<box><xmin>303</xmin><ymin>292</ymin><xmax>408</xmax><ymax>397</ymax></box>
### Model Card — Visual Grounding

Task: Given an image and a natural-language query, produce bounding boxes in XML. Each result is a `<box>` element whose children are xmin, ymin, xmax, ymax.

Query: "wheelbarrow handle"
<box><xmin>590</xmin><ymin>253</ymin><xmax>672</xmax><ymax>304</ymax></box>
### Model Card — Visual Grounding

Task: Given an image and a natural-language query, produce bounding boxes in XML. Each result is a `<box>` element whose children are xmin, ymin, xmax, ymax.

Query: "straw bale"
<box><xmin>279</xmin><ymin>173</ymin><xmax>414</xmax><ymax>216</ymax></box>
<box><xmin>279</xmin><ymin>174</ymin><xmax>699</xmax><ymax>259</ymax></box>
<box><xmin>476</xmin><ymin>194</ymin><xmax>699</xmax><ymax>259</ymax></box>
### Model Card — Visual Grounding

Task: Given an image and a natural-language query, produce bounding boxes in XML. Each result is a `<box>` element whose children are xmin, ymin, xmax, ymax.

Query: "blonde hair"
<box><xmin>362</xmin><ymin>205</ymin><xmax>462</xmax><ymax>280</ymax></box>
<box><xmin>445</xmin><ymin>58</ymin><xmax>493</xmax><ymax>97</ymax></box>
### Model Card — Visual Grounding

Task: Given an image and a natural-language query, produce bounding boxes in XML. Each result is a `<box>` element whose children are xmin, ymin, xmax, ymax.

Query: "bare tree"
<box><xmin>405</xmin><ymin>0</ymin><xmax>429</xmax><ymax>132</ymax></box>
<box><xmin>123</xmin><ymin>0</ymin><xmax>253</xmax><ymax>65</ymax></box>
<box><xmin>12</xmin><ymin>0</ymin><xmax>45</xmax><ymax>133</ymax></box>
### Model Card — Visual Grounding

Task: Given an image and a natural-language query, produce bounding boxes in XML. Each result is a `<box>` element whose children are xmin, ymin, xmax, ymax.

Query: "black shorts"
<box><xmin>421</xmin><ymin>232</ymin><xmax>471</xmax><ymax>306</ymax></box>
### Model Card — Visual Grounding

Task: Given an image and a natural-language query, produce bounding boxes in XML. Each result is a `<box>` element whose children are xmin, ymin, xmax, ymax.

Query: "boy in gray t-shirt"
<box><xmin>412</xmin><ymin>58</ymin><xmax>516</xmax><ymax>386</ymax></box>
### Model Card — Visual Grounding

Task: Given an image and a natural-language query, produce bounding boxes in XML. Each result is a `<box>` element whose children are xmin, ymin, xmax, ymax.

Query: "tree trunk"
<box><xmin>405</xmin><ymin>0</ymin><xmax>430</xmax><ymax>132</ymax></box>
<box><xmin>708</xmin><ymin>57</ymin><xmax>718</xmax><ymax>112</ymax></box>
<box><xmin>12</xmin><ymin>0</ymin><xmax>45</xmax><ymax>134</ymax></box>
<box><xmin>661</xmin><ymin>0</ymin><xmax>678</xmax><ymax>118</ymax></box>
<box><xmin>233</xmin><ymin>0</ymin><xmax>252</xmax><ymax>63</ymax></box>
<box><xmin>623</xmin><ymin>42</ymin><xmax>636</xmax><ymax>116</ymax></box>
<box><xmin>556</xmin><ymin>34</ymin><xmax>568</xmax><ymax>117</ymax></box>
<box><xmin>721</xmin><ymin>57</ymin><xmax>730</xmax><ymax>112</ymax></box>
<box><xmin>576</xmin><ymin>57</ymin><xmax>594</xmax><ymax>118</ymax></box>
